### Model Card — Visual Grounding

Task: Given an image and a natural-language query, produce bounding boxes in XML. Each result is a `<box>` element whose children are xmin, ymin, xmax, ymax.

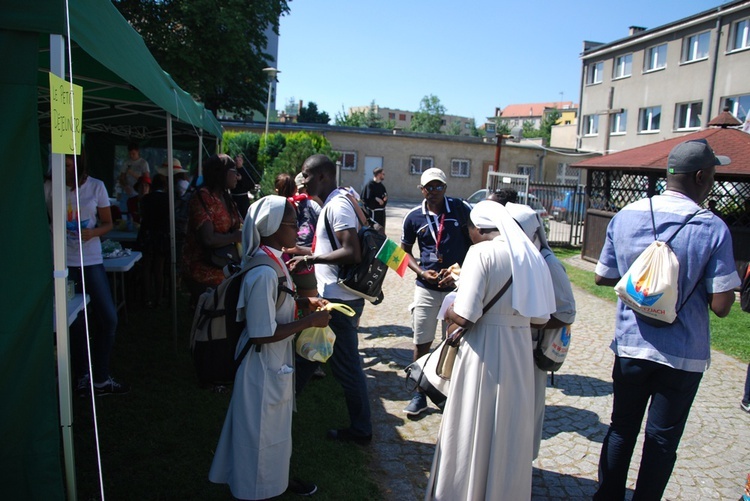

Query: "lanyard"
<box><xmin>426</xmin><ymin>213</ymin><xmax>445</xmax><ymax>254</ymax></box>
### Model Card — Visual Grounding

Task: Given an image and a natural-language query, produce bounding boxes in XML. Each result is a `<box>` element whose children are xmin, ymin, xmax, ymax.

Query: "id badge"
<box><xmin>428</xmin><ymin>252</ymin><xmax>439</xmax><ymax>263</ymax></box>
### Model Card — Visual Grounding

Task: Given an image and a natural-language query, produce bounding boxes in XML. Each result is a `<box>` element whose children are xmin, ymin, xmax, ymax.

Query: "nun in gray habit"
<box><xmin>209</xmin><ymin>195</ymin><xmax>330</xmax><ymax>500</ymax></box>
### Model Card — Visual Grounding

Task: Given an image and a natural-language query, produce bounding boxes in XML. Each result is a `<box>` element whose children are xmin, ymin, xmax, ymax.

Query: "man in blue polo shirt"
<box><xmin>401</xmin><ymin>167</ymin><xmax>472</xmax><ymax>415</ymax></box>
<box><xmin>593</xmin><ymin>139</ymin><xmax>740</xmax><ymax>500</ymax></box>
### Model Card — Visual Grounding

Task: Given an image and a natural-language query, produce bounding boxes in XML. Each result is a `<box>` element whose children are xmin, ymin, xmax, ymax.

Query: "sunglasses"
<box><xmin>280</xmin><ymin>220</ymin><xmax>298</xmax><ymax>227</ymax></box>
<box><xmin>421</xmin><ymin>184</ymin><xmax>446</xmax><ymax>192</ymax></box>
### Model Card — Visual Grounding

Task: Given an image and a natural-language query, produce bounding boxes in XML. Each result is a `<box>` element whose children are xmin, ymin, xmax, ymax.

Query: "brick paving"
<box><xmin>354</xmin><ymin>201</ymin><xmax>750</xmax><ymax>500</ymax></box>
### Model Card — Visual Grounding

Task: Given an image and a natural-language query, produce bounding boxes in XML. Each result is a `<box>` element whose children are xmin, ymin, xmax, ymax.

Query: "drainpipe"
<box><xmin>577</xmin><ymin>51</ymin><xmax>586</xmax><ymax>150</ymax></box>
<box><xmin>706</xmin><ymin>13</ymin><xmax>724</xmax><ymax>121</ymax></box>
<box><xmin>603</xmin><ymin>87</ymin><xmax>614</xmax><ymax>155</ymax></box>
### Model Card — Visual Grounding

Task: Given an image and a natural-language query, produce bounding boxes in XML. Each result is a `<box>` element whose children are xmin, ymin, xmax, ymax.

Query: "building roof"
<box><xmin>572</xmin><ymin>127</ymin><xmax>750</xmax><ymax>177</ymax></box>
<box><xmin>707</xmin><ymin>110</ymin><xmax>742</xmax><ymax>127</ymax></box>
<box><xmin>500</xmin><ymin>102</ymin><xmax>576</xmax><ymax>118</ymax></box>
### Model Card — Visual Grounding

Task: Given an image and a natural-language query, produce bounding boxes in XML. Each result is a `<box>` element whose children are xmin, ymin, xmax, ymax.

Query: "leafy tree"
<box><xmin>112</xmin><ymin>0</ymin><xmax>289</xmax><ymax>115</ymax></box>
<box><xmin>539</xmin><ymin>109</ymin><xmax>562</xmax><ymax>143</ymax></box>
<box><xmin>297</xmin><ymin>102</ymin><xmax>330</xmax><ymax>124</ymax></box>
<box><xmin>467</xmin><ymin>119</ymin><xmax>484</xmax><ymax>138</ymax></box>
<box><xmin>522</xmin><ymin>120</ymin><xmax>539</xmax><ymax>138</ymax></box>
<box><xmin>496</xmin><ymin>120</ymin><xmax>511</xmax><ymax>136</ymax></box>
<box><xmin>409</xmin><ymin>94</ymin><xmax>446</xmax><ymax>134</ymax></box>
<box><xmin>259</xmin><ymin>132</ymin><xmax>337</xmax><ymax>194</ymax></box>
<box><xmin>222</xmin><ymin>131</ymin><xmax>262</xmax><ymax>182</ymax></box>
<box><xmin>445</xmin><ymin>121</ymin><xmax>462</xmax><ymax>136</ymax></box>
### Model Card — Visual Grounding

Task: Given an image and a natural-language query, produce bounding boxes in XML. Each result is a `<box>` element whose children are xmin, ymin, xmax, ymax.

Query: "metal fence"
<box><xmin>486</xmin><ymin>172</ymin><xmax>585</xmax><ymax>247</ymax></box>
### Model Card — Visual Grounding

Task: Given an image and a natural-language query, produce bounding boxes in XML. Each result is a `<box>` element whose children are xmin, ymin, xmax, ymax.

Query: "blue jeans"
<box><xmin>295</xmin><ymin>298</ymin><xmax>371</xmax><ymax>436</ymax></box>
<box><xmin>743</xmin><ymin>363</ymin><xmax>750</xmax><ymax>405</ymax></box>
<box><xmin>594</xmin><ymin>356</ymin><xmax>702</xmax><ymax>501</ymax></box>
<box><xmin>69</xmin><ymin>264</ymin><xmax>118</xmax><ymax>384</ymax></box>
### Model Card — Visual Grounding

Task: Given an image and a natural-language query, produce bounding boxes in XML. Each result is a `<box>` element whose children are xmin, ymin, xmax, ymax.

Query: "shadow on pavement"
<box><xmin>550</xmin><ymin>373</ymin><xmax>613</xmax><ymax>397</ymax></box>
<box><xmin>544</xmin><ymin>404</ymin><xmax>609</xmax><ymax>444</ymax></box>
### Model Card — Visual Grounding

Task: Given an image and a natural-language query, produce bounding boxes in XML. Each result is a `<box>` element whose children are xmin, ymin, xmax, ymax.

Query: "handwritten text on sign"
<box><xmin>49</xmin><ymin>73</ymin><xmax>83</xmax><ymax>154</ymax></box>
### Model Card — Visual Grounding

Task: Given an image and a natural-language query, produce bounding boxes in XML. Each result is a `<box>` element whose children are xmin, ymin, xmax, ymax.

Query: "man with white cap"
<box><xmin>593</xmin><ymin>138</ymin><xmax>740</xmax><ymax>499</ymax></box>
<box><xmin>504</xmin><ymin>201</ymin><xmax>576</xmax><ymax>463</ymax></box>
<box><xmin>400</xmin><ymin>167</ymin><xmax>473</xmax><ymax>416</ymax></box>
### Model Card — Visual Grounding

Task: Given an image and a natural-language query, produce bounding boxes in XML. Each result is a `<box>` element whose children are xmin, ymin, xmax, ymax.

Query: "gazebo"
<box><xmin>572</xmin><ymin>115</ymin><xmax>750</xmax><ymax>268</ymax></box>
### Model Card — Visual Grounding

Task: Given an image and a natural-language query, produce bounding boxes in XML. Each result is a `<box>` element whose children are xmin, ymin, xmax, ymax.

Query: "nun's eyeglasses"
<box><xmin>280</xmin><ymin>221</ymin><xmax>298</xmax><ymax>227</ymax></box>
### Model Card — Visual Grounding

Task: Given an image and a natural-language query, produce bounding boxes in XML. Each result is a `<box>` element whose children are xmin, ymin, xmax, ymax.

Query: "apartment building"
<box><xmin>348</xmin><ymin>104</ymin><xmax>476</xmax><ymax>135</ymax></box>
<box><xmin>578</xmin><ymin>0</ymin><xmax>750</xmax><ymax>154</ymax></box>
<box><xmin>495</xmin><ymin>102</ymin><xmax>577</xmax><ymax>130</ymax></box>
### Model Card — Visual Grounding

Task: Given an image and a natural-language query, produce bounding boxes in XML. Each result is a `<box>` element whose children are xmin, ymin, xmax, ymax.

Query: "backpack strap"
<box><xmin>233</xmin><ymin>253</ymin><xmax>294</xmax><ymax>368</ymax></box>
<box><xmin>648</xmin><ymin>198</ymin><xmax>704</xmax><ymax>315</ymax></box>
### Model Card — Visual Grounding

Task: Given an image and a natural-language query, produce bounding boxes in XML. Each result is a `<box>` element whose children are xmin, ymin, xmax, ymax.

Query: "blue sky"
<box><xmin>276</xmin><ymin>0</ymin><xmax>727</xmax><ymax>123</ymax></box>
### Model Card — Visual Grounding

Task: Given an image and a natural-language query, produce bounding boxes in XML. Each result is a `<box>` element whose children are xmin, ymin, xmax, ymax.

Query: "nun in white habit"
<box><xmin>209</xmin><ymin>196</ymin><xmax>330</xmax><ymax>500</ymax></box>
<box><xmin>426</xmin><ymin>200</ymin><xmax>556</xmax><ymax>501</ymax></box>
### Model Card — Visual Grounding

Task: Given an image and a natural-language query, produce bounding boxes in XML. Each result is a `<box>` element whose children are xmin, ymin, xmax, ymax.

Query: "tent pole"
<box><xmin>198</xmin><ymin>132</ymin><xmax>204</xmax><ymax>178</ymax></box>
<box><xmin>166</xmin><ymin>115</ymin><xmax>178</xmax><ymax>347</ymax></box>
<box><xmin>51</xmin><ymin>33</ymin><xmax>78</xmax><ymax>501</ymax></box>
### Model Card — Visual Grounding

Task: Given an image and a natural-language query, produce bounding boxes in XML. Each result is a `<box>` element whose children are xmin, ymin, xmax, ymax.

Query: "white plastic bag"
<box><xmin>295</xmin><ymin>303</ymin><xmax>355</xmax><ymax>362</ymax></box>
<box><xmin>614</xmin><ymin>240</ymin><xmax>680</xmax><ymax>324</ymax></box>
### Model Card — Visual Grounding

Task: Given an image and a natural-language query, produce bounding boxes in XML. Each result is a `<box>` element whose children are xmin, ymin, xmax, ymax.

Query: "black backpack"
<box><xmin>323</xmin><ymin>195</ymin><xmax>388</xmax><ymax>304</ymax></box>
<box><xmin>189</xmin><ymin>253</ymin><xmax>292</xmax><ymax>384</ymax></box>
<box><xmin>741</xmin><ymin>264</ymin><xmax>750</xmax><ymax>313</ymax></box>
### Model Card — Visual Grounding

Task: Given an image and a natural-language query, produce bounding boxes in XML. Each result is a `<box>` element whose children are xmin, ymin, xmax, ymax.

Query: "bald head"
<box><xmin>302</xmin><ymin>154</ymin><xmax>336</xmax><ymax>178</ymax></box>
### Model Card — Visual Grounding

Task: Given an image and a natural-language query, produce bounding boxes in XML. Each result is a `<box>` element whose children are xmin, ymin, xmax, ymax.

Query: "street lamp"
<box><xmin>263</xmin><ymin>67</ymin><xmax>279</xmax><ymax>139</ymax></box>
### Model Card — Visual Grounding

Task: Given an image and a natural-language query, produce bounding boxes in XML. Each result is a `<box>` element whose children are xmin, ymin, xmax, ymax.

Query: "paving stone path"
<box><xmin>355</xmin><ymin>201</ymin><xmax>750</xmax><ymax>501</ymax></box>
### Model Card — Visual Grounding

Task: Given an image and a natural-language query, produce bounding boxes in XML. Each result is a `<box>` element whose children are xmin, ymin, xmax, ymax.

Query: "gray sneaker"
<box><xmin>403</xmin><ymin>392</ymin><xmax>428</xmax><ymax>416</ymax></box>
<box><xmin>94</xmin><ymin>377</ymin><xmax>131</xmax><ymax>396</ymax></box>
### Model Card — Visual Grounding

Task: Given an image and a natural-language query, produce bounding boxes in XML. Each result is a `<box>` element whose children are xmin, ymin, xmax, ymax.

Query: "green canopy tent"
<box><xmin>0</xmin><ymin>1</ymin><xmax>222</xmax><ymax>498</ymax></box>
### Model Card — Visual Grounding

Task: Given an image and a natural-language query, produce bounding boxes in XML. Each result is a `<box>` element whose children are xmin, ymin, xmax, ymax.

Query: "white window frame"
<box><xmin>410</xmin><ymin>156</ymin><xmax>433</xmax><ymax>175</ymax></box>
<box><xmin>610</xmin><ymin>110</ymin><xmax>627</xmax><ymax>134</ymax></box>
<box><xmin>517</xmin><ymin>164</ymin><xmax>537</xmax><ymax>181</ymax></box>
<box><xmin>730</xmin><ymin>18</ymin><xmax>750</xmax><ymax>51</ymax></box>
<box><xmin>339</xmin><ymin>151</ymin><xmax>357</xmax><ymax>171</ymax></box>
<box><xmin>613</xmin><ymin>53</ymin><xmax>632</xmax><ymax>79</ymax></box>
<box><xmin>583</xmin><ymin>114</ymin><xmax>599</xmax><ymax>136</ymax></box>
<box><xmin>674</xmin><ymin>101</ymin><xmax>703</xmax><ymax>130</ymax></box>
<box><xmin>638</xmin><ymin>106</ymin><xmax>661</xmax><ymax>133</ymax></box>
<box><xmin>450</xmin><ymin>159</ymin><xmax>470</xmax><ymax>178</ymax></box>
<box><xmin>644</xmin><ymin>43</ymin><xmax>667</xmax><ymax>72</ymax></box>
<box><xmin>681</xmin><ymin>31</ymin><xmax>710</xmax><ymax>63</ymax></box>
<box><xmin>723</xmin><ymin>93</ymin><xmax>750</xmax><ymax>122</ymax></box>
<box><xmin>586</xmin><ymin>61</ymin><xmax>603</xmax><ymax>85</ymax></box>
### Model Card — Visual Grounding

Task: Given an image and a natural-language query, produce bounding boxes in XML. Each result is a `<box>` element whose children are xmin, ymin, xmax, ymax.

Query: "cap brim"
<box><xmin>715</xmin><ymin>155</ymin><xmax>731</xmax><ymax>166</ymax></box>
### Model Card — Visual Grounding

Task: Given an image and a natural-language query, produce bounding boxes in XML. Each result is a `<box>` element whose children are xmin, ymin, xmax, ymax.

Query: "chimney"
<box><xmin>629</xmin><ymin>26</ymin><xmax>646</xmax><ymax>36</ymax></box>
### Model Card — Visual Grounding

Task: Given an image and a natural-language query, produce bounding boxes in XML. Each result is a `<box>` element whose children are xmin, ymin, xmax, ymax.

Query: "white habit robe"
<box><xmin>426</xmin><ymin>239</ymin><xmax>545</xmax><ymax>501</ymax></box>
<box><xmin>209</xmin><ymin>260</ymin><xmax>296</xmax><ymax>500</ymax></box>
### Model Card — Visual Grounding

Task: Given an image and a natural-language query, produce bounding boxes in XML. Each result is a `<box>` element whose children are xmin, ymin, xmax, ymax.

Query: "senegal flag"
<box><xmin>376</xmin><ymin>238</ymin><xmax>409</xmax><ymax>277</ymax></box>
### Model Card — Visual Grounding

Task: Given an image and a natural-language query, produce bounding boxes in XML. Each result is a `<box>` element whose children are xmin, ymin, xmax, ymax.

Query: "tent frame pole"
<box><xmin>51</xmin><ymin>33</ymin><xmax>78</xmax><ymax>501</ymax></box>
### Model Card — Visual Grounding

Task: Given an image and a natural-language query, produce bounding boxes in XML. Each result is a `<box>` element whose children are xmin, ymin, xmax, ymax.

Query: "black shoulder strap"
<box><xmin>234</xmin><ymin>253</ymin><xmax>294</xmax><ymax>367</ymax></box>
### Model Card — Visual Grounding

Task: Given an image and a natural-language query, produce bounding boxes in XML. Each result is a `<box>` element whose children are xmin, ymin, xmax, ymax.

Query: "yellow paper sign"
<box><xmin>49</xmin><ymin>72</ymin><xmax>83</xmax><ymax>154</ymax></box>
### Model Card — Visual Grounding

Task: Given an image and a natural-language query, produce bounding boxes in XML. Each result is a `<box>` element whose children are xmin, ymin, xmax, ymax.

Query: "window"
<box><xmin>583</xmin><ymin>114</ymin><xmax>599</xmax><ymax>136</ymax></box>
<box><xmin>681</xmin><ymin>31</ymin><xmax>710</xmax><ymax>62</ymax></box>
<box><xmin>451</xmin><ymin>159</ymin><xmax>470</xmax><ymax>178</ymax></box>
<box><xmin>339</xmin><ymin>151</ymin><xmax>357</xmax><ymax>171</ymax></box>
<box><xmin>730</xmin><ymin>19</ymin><xmax>750</xmax><ymax>51</ymax></box>
<box><xmin>399</xmin><ymin>113</ymin><xmax>406</xmax><ymax>121</ymax></box>
<box><xmin>723</xmin><ymin>94</ymin><xmax>750</xmax><ymax>122</ymax></box>
<box><xmin>410</xmin><ymin>156</ymin><xmax>433</xmax><ymax>175</ymax></box>
<box><xmin>517</xmin><ymin>165</ymin><xmax>536</xmax><ymax>181</ymax></box>
<box><xmin>638</xmin><ymin>106</ymin><xmax>661</xmax><ymax>132</ymax></box>
<box><xmin>675</xmin><ymin>102</ymin><xmax>702</xmax><ymax>130</ymax></box>
<box><xmin>388</xmin><ymin>112</ymin><xmax>395</xmax><ymax>120</ymax></box>
<box><xmin>645</xmin><ymin>43</ymin><xmax>667</xmax><ymax>71</ymax></box>
<box><xmin>613</xmin><ymin>54</ymin><xmax>632</xmax><ymax>79</ymax></box>
<box><xmin>611</xmin><ymin>111</ymin><xmax>627</xmax><ymax>134</ymax></box>
<box><xmin>586</xmin><ymin>61</ymin><xmax>603</xmax><ymax>84</ymax></box>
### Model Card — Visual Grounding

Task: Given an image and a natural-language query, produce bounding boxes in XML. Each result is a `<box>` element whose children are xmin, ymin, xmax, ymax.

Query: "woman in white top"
<box><xmin>44</xmin><ymin>154</ymin><xmax>128</xmax><ymax>395</ymax></box>
<box><xmin>425</xmin><ymin>201</ymin><xmax>555</xmax><ymax>500</ymax></box>
<box><xmin>209</xmin><ymin>196</ymin><xmax>330</xmax><ymax>500</ymax></box>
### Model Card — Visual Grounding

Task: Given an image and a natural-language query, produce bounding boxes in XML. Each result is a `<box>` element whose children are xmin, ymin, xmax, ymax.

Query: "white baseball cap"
<box><xmin>420</xmin><ymin>168</ymin><xmax>447</xmax><ymax>186</ymax></box>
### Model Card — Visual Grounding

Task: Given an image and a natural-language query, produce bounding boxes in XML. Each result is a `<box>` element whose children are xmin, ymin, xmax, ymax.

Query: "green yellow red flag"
<box><xmin>376</xmin><ymin>238</ymin><xmax>409</xmax><ymax>277</ymax></box>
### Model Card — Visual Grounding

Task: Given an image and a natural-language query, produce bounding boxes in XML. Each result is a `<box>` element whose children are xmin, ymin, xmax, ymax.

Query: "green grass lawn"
<box><xmin>553</xmin><ymin>247</ymin><xmax>750</xmax><ymax>363</ymax></box>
